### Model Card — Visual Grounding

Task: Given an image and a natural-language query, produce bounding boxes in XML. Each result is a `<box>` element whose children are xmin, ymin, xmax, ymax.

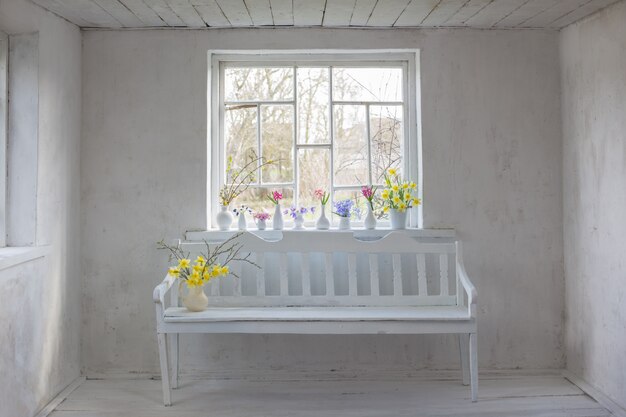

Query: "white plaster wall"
<box><xmin>0</xmin><ymin>1</ymin><xmax>82</xmax><ymax>416</ymax></box>
<box><xmin>560</xmin><ymin>1</ymin><xmax>626</xmax><ymax>409</ymax></box>
<box><xmin>81</xmin><ymin>28</ymin><xmax>563</xmax><ymax>376</ymax></box>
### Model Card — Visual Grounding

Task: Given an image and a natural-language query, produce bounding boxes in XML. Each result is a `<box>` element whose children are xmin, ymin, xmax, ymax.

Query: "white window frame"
<box><xmin>0</xmin><ymin>31</ymin><xmax>7</xmax><ymax>247</ymax></box>
<box><xmin>208</xmin><ymin>50</ymin><xmax>422</xmax><ymax>229</ymax></box>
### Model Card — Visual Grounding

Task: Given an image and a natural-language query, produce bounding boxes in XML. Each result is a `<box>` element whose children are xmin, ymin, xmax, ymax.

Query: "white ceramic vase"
<box><xmin>256</xmin><ymin>218</ymin><xmax>266</xmax><ymax>230</ymax></box>
<box><xmin>272</xmin><ymin>204</ymin><xmax>283</xmax><ymax>230</ymax></box>
<box><xmin>216</xmin><ymin>205</ymin><xmax>233</xmax><ymax>231</ymax></box>
<box><xmin>364</xmin><ymin>206</ymin><xmax>377</xmax><ymax>230</ymax></box>
<box><xmin>237</xmin><ymin>211</ymin><xmax>247</xmax><ymax>230</ymax></box>
<box><xmin>338</xmin><ymin>216</ymin><xmax>351</xmax><ymax>230</ymax></box>
<box><xmin>316</xmin><ymin>204</ymin><xmax>330</xmax><ymax>230</ymax></box>
<box><xmin>389</xmin><ymin>209</ymin><xmax>407</xmax><ymax>230</ymax></box>
<box><xmin>293</xmin><ymin>213</ymin><xmax>305</xmax><ymax>230</ymax></box>
<box><xmin>183</xmin><ymin>285</ymin><xmax>208</xmax><ymax>312</ymax></box>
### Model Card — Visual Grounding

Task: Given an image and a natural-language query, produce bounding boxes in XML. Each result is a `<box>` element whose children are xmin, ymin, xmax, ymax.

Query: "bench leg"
<box><xmin>469</xmin><ymin>332</ymin><xmax>478</xmax><ymax>402</ymax></box>
<box><xmin>169</xmin><ymin>333</ymin><xmax>179</xmax><ymax>389</ymax></box>
<box><xmin>157</xmin><ymin>333</ymin><xmax>172</xmax><ymax>406</ymax></box>
<box><xmin>458</xmin><ymin>334</ymin><xmax>470</xmax><ymax>386</ymax></box>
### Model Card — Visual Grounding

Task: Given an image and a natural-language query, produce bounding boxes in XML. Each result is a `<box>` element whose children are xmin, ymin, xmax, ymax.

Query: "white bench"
<box><xmin>153</xmin><ymin>231</ymin><xmax>478</xmax><ymax>405</ymax></box>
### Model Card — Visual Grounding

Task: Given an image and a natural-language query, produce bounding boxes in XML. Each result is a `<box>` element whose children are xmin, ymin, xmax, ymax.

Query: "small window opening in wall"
<box><xmin>209</xmin><ymin>51</ymin><xmax>422</xmax><ymax>228</ymax></box>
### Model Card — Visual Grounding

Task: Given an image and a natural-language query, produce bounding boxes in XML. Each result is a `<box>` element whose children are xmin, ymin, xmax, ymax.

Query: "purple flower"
<box><xmin>333</xmin><ymin>199</ymin><xmax>354</xmax><ymax>218</ymax></box>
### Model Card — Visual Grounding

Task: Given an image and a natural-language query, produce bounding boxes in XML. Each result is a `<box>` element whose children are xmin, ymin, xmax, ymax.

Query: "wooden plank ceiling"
<box><xmin>31</xmin><ymin>0</ymin><xmax>621</xmax><ymax>29</ymax></box>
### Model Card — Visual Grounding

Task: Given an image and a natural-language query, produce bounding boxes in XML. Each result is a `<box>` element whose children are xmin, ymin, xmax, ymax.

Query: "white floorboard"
<box><xmin>49</xmin><ymin>373</ymin><xmax>612</xmax><ymax>417</ymax></box>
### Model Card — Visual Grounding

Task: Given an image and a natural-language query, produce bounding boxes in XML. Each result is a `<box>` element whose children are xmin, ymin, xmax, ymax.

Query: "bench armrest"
<box><xmin>153</xmin><ymin>274</ymin><xmax>176</xmax><ymax>305</ymax></box>
<box><xmin>456</xmin><ymin>241</ymin><xmax>477</xmax><ymax>317</ymax></box>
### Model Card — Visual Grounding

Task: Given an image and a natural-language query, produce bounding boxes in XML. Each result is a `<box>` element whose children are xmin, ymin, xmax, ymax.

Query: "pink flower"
<box><xmin>314</xmin><ymin>189</ymin><xmax>324</xmax><ymax>199</ymax></box>
<box><xmin>361</xmin><ymin>186</ymin><xmax>373</xmax><ymax>200</ymax></box>
<box><xmin>273</xmin><ymin>191</ymin><xmax>283</xmax><ymax>201</ymax></box>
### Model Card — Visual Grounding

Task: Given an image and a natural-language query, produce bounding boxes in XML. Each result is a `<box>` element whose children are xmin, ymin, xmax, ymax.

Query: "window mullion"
<box><xmin>365</xmin><ymin>103</ymin><xmax>372</xmax><ymax>186</ymax></box>
<box><xmin>328</xmin><ymin>66</ymin><xmax>335</xmax><ymax>216</ymax></box>
<box><xmin>256</xmin><ymin>103</ymin><xmax>261</xmax><ymax>186</ymax></box>
<box><xmin>293</xmin><ymin>66</ymin><xmax>298</xmax><ymax>208</ymax></box>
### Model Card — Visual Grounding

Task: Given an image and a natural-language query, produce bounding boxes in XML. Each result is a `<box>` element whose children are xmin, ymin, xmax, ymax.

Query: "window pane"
<box><xmin>333</xmin><ymin>105</ymin><xmax>368</xmax><ymax>186</ymax></box>
<box><xmin>234</xmin><ymin>187</ymin><xmax>294</xmax><ymax>214</ymax></box>
<box><xmin>224</xmin><ymin>67</ymin><xmax>294</xmax><ymax>101</ymax></box>
<box><xmin>370</xmin><ymin>105</ymin><xmax>403</xmax><ymax>184</ymax></box>
<box><xmin>225</xmin><ymin>105</ymin><xmax>257</xmax><ymax>181</ymax></box>
<box><xmin>298</xmin><ymin>148</ymin><xmax>330</xmax><ymax>220</ymax></box>
<box><xmin>297</xmin><ymin>67</ymin><xmax>330</xmax><ymax>144</ymax></box>
<box><xmin>261</xmin><ymin>105</ymin><xmax>294</xmax><ymax>184</ymax></box>
<box><xmin>332</xmin><ymin>67</ymin><xmax>403</xmax><ymax>102</ymax></box>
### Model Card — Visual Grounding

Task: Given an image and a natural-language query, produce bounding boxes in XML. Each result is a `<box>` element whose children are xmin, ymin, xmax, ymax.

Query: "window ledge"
<box><xmin>185</xmin><ymin>228</ymin><xmax>455</xmax><ymax>243</ymax></box>
<box><xmin>0</xmin><ymin>245</ymin><xmax>50</xmax><ymax>271</ymax></box>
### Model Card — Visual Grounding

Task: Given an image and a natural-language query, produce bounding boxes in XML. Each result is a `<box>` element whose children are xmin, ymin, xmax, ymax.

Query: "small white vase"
<box><xmin>293</xmin><ymin>213</ymin><xmax>305</xmax><ymax>230</ymax></box>
<box><xmin>272</xmin><ymin>204</ymin><xmax>283</xmax><ymax>230</ymax></box>
<box><xmin>338</xmin><ymin>216</ymin><xmax>351</xmax><ymax>230</ymax></box>
<box><xmin>364</xmin><ymin>206</ymin><xmax>377</xmax><ymax>230</ymax></box>
<box><xmin>389</xmin><ymin>209</ymin><xmax>407</xmax><ymax>230</ymax></box>
<box><xmin>256</xmin><ymin>218</ymin><xmax>266</xmax><ymax>230</ymax></box>
<box><xmin>183</xmin><ymin>285</ymin><xmax>208</xmax><ymax>312</ymax></box>
<box><xmin>216</xmin><ymin>205</ymin><xmax>233</xmax><ymax>231</ymax></box>
<box><xmin>316</xmin><ymin>204</ymin><xmax>330</xmax><ymax>230</ymax></box>
<box><xmin>238</xmin><ymin>211</ymin><xmax>247</xmax><ymax>230</ymax></box>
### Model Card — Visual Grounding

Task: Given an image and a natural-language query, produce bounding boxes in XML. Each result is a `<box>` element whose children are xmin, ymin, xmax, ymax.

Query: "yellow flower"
<box><xmin>190</xmin><ymin>271</ymin><xmax>200</xmax><ymax>280</ymax></box>
<box><xmin>178</xmin><ymin>258</ymin><xmax>190</xmax><ymax>269</ymax></box>
<box><xmin>393</xmin><ymin>196</ymin><xmax>401</xmax><ymax>204</ymax></box>
<box><xmin>195</xmin><ymin>256</ymin><xmax>206</xmax><ymax>266</ymax></box>
<box><xmin>392</xmin><ymin>185</ymin><xmax>399</xmax><ymax>192</ymax></box>
<box><xmin>410</xmin><ymin>182</ymin><xmax>417</xmax><ymax>190</ymax></box>
<box><xmin>381</xmin><ymin>190</ymin><xmax>390</xmax><ymax>199</ymax></box>
<box><xmin>383</xmin><ymin>206</ymin><xmax>389</xmax><ymax>213</ymax></box>
<box><xmin>405</xmin><ymin>192</ymin><xmax>411</xmax><ymax>200</ymax></box>
<box><xmin>388</xmin><ymin>168</ymin><xmax>397</xmax><ymax>176</ymax></box>
<box><xmin>398</xmin><ymin>203</ymin><xmax>407</xmax><ymax>212</ymax></box>
<box><xmin>220</xmin><ymin>266</ymin><xmax>229</xmax><ymax>276</ymax></box>
<box><xmin>203</xmin><ymin>271</ymin><xmax>211</xmax><ymax>281</ymax></box>
<box><xmin>192</xmin><ymin>264</ymin><xmax>203</xmax><ymax>273</ymax></box>
<box><xmin>168</xmin><ymin>267</ymin><xmax>180</xmax><ymax>277</ymax></box>
<box><xmin>402</xmin><ymin>182</ymin><xmax>409</xmax><ymax>189</ymax></box>
<box><xmin>412</xmin><ymin>198</ymin><xmax>421</xmax><ymax>206</ymax></box>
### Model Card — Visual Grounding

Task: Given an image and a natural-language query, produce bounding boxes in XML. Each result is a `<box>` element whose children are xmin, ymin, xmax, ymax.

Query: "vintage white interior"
<box><xmin>2</xmin><ymin>0</ymin><xmax>626</xmax><ymax>416</ymax></box>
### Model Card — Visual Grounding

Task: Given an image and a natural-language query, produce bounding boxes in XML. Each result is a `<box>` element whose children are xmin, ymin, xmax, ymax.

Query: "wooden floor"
<box><xmin>50</xmin><ymin>372</ymin><xmax>611</xmax><ymax>417</ymax></box>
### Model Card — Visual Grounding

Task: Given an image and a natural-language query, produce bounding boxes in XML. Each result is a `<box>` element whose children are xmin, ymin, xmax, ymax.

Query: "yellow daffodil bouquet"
<box><xmin>157</xmin><ymin>233</ymin><xmax>257</xmax><ymax>289</ymax></box>
<box><xmin>380</xmin><ymin>168</ymin><xmax>421</xmax><ymax>213</ymax></box>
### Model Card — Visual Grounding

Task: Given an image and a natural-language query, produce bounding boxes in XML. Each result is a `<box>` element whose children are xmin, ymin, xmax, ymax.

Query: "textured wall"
<box><xmin>561</xmin><ymin>1</ymin><xmax>626</xmax><ymax>410</ymax></box>
<box><xmin>0</xmin><ymin>1</ymin><xmax>82</xmax><ymax>416</ymax></box>
<box><xmin>81</xmin><ymin>28</ymin><xmax>563</xmax><ymax>376</ymax></box>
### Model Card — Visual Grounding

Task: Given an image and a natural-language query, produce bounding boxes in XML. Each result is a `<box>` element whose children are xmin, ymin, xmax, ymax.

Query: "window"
<box><xmin>209</xmin><ymin>51</ymin><xmax>420</xmax><ymax>227</ymax></box>
<box><xmin>0</xmin><ymin>31</ymin><xmax>7</xmax><ymax>246</ymax></box>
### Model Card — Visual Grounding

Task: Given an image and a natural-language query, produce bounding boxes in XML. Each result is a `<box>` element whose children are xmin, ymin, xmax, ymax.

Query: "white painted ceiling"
<box><xmin>31</xmin><ymin>0</ymin><xmax>620</xmax><ymax>29</ymax></box>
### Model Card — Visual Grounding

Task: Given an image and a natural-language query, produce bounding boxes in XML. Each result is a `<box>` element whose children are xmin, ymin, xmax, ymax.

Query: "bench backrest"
<box><xmin>178</xmin><ymin>232</ymin><xmax>460</xmax><ymax>308</ymax></box>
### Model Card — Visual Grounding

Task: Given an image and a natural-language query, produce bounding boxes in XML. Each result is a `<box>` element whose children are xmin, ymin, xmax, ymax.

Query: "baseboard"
<box><xmin>84</xmin><ymin>367</ymin><xmax>563</xmax><ymax>382</ymax></box>
<box><xmin>562</xmin><ymin>370</ymin><xmax>626</xmax><ymax>417</ymax></box>
<box><xmin>34</xmin><ymin>376</ymin><xmax>86</xmax><ymax>417</ymax></box>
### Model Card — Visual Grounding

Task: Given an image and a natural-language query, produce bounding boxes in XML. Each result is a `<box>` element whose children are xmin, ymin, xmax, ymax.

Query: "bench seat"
<box><xmin>164</xmin><ymin>306</ymin><xmax>472</xmax><ymax>322</ymax></box>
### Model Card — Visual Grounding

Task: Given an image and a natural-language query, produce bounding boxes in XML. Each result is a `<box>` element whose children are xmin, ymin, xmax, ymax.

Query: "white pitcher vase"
<box><xmin>183</xmin><ymin>285</ymin><xmax>208</xmax><ymax>312</ymax></box>
<box><xmin>272</xmin><ymin>204</ymin><xmax>283</xmax><ymax>230</ymax></box>
<box><xmin>315</xmin><ymin>204</ymin><xmax>330</xmax><ymax>230</ymax></box>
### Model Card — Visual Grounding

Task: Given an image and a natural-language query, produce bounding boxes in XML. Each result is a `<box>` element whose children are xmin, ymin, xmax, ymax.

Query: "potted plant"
<box><xmin>284</xmin><ymin>206</ymin><xmax>315</xmax><ymax>230</ymax></box>
<box><xmin>380</xmin><ymin>168</ymin><xmax>421</xmax><ymax>230</ymax></box>
<box><xmin>361</xmin><ymin>185</ymin><xmax>377</xmax><ymax>230</ymax></box>
<box><xmin>314</xmin><ymin>189</ymin><xmax>330</xmax><ymax>230</ymax></box>
<box><xmin>217</xmin><ymin>155</ymin><xmax>273</xmax><ymax>231</ymax></box>
<box><xmin>253</xmin><ymin>211</ymin><xmax>271</xmax><ymax>230</ymax></box>
<box><xmin>157</xmin><ymin>234</ymin><xmax>256</xmax><ymax>312</ymax></box>
<box><xmin>333</xmin><ymin>199</ymin><xmax>359</xmax><ymax>230</ymax></box>
<box><xmin>233</xmin><ymin>205</ymin><xmax>252</xmax><ymax>231</ymax></box>
<box><xmin>268</xmin><ymin>190</ymin><xmax>284</xmax><ymax>230</ymax></box>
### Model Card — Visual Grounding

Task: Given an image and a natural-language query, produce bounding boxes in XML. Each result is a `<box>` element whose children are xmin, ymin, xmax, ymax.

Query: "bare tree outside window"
<box><xmin>223</xmin><ymin>64</ymin><xmax>404</xmax><ymax>221</ymax></box>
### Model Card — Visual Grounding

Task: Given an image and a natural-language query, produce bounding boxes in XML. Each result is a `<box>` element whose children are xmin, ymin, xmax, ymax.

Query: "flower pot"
<box><xmin>237</xmin><ymin>211</ymin><xmax>247</xmax><ymax>231</ymax></box>
<box><xmin>293</xmin><ymin>213</ymin><xmax>305</xmax><ymax>230</ymax></box>
<box><xmin>272</xmin><ymin>204</ymin><xmax>283</xmax><ymax>230</ymax></box>
<box><xmin>316</xmin><ymin>204</ymin><xmax>330</xmax><ymax>230</ymax></box>
<box><xmin>364</xmin><ymin>206</ymin><xmax>377</xmax><ymax>230</ymax></box>
<box><xmin>338</xmin><ymin>216</ymin><xmax>351</xmax><ymax>230</ymax></box>
<box><xmin>183</xmin><ymin>285</ymin><xmax>208</xmax><ymax>312</ymax></box>
<box><xmin>389</xmin><ymin>209</ymin><xmax>407</xmax><ymax>230</ymax></box>
<box><xmin>216</xmin><ymin>205</ymin><xmax>233</xmax><ymax>231</ymax></box>
<box><xmin>256</xmin><ymin>218</ymin><xmax>266</xmax><ymax>230</ymax></box>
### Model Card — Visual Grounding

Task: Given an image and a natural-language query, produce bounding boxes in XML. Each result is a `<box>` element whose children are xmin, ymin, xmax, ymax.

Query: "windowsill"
<box><xmin>0</xmin><ymin>245</ymin><xmax>50</xmax><ymax>271</ymax></box>
<box><xmin>185</xmin><ymin>228</ymin><xmax>455</xmax><ymax>242</ymax></box>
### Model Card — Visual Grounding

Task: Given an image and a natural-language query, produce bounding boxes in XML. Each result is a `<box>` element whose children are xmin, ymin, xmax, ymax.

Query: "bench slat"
<box><xmin>392</xmin><ymin>254</ymin><xmax>403</xmax><ymax>296</ymax></box>
<box><xmin>348</xmin><ymin>253</ymin><xmax>357</xmax><ymax>296</ymax></box>
<box><xmin>301</xmin><ymin>253</ymin><xmax>311</xmax><ymax>297</ymax></box>
<box><xmin>325</xmin><ymin>253</ymin><xmax>335</xmax><ymax>296</ymax></box>
<box><xmin>440</xmin><ymin>253</ymin><xmax>449</xmax><ymax>296</ymax></box>
<box><xmin>369</xmin><ymin>254</ymin><xmax>379</xmax><ymax>296</ymax></box>
<box><xmin>417</xmin><ymin>253</ymin><xmax>427</xmax><ymax>296</ymax></box>
<box><xmin>256</xmin><ymin>253</ymin><xmax>265</xmax><ymax>296</ymax></box>
<box><xmin>279</xmin><ymin>253</ymin><xmax>288</xmax><ymax>296</ymax></box>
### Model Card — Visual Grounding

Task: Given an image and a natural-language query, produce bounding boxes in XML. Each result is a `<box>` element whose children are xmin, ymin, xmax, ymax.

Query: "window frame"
<box><xmin>208</xmin><ymin>50</ymin><xmax>422</xmax><ymax>229</ymax></box>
